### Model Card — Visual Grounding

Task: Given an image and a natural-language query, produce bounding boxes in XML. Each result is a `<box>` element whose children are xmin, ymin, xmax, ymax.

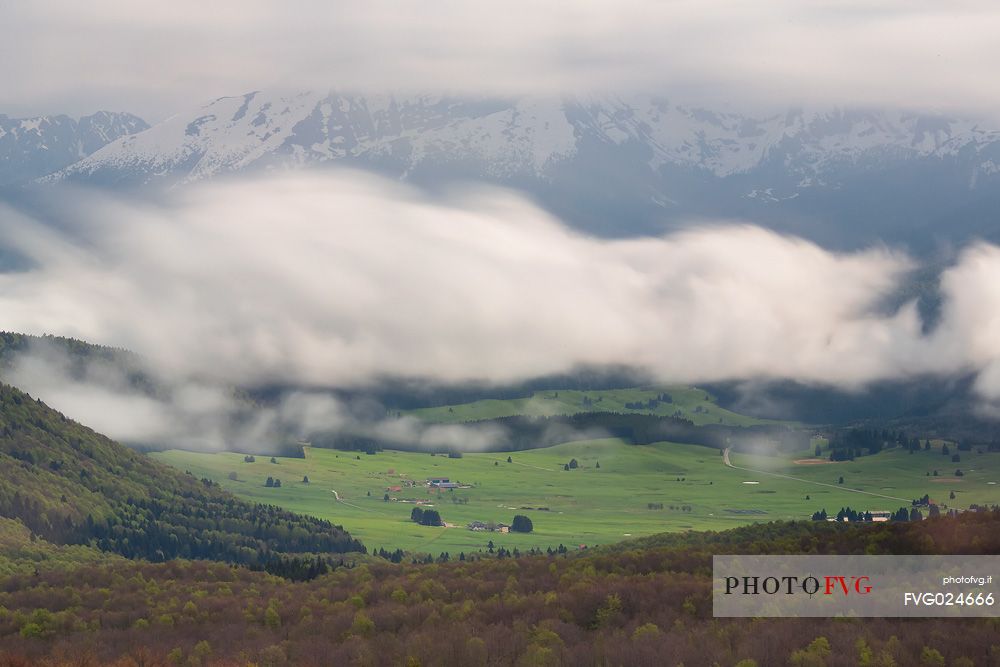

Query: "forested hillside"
<box><xmin>0</xmin><ymin>383</ymin><xmax>363</xmax><ymax>568</ymax></box>
<box><xmin>0</xmin><ymin>516</ymin><xmax>117</xmax><ymax>577</ymax></box>
<box><xmin>1</xmin><ymin>512</ymin><xmax>999</xmax><ymax>666</ymax></box>
<box><xmin>0</xmin><ymin>332</ymin><xmax>143</xmax><ymax>378</ymax></box>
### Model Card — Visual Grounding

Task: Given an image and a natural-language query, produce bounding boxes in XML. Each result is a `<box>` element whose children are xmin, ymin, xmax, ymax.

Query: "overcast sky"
<box><xmin>3</xmin><ymin>1</ymin><xmax>1000</xmax><ymax>120</ymax></box>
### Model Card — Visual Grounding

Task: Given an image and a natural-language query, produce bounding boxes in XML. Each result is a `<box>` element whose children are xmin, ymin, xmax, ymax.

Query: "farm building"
<box><xmin>466</xmin><ymin>521</ymin><xmax>511</xmax><ymax>533</ymax></box>
<box><xmin>428</xmin><ymin>477</ymin><xmax>459</xmax><ymax>489</ymax></box>
<box><xmin>827</xmin><ymin>510</ymin><xmax>893</xmax><ymax>523</ymax></box>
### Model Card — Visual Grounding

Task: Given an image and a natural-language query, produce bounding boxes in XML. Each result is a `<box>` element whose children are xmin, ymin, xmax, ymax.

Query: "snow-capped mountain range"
<box><xmin>0</xmin><ymin>111</ymin><xmax>147</xmax><ymax>186</ymax></box>
<box><xmin>7</xmin><ymin>91</ymin><xmax>1000</xmax><ymax>247</ymax></box>
<box><xmin>47</xmin><ymin>91</ymin><xmax>1000</xmax><ymax>184</ymax></box>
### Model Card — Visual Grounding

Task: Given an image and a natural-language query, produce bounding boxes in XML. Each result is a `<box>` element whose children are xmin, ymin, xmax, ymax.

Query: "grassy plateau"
<box><xmin>153</xmin><ymin>436</ymin><xmax>1000</xmax><ymax>555</ymax></box>
<box><xmin>404</xmin><ymin>385</ymin><xmax>784</xmax><ymax>426</ymax></box>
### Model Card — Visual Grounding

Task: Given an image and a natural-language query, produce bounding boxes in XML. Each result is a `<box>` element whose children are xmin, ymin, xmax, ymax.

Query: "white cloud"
<box><xmin>2</xmin><ymin>340</ymin><xmax>510</xmax><ymax>452</ymax></box>
<box><xmin>3</xmin><ymin>1</ymin><xmax>1000</xmax><ymax>118</ymax></box>
<box><xmin>0</xmin><ymin>171</ymin><xmax>943</xmax><ymax>390</ymax></box>
<box><xmin>933</xmin><ymin>243</ymin><xmax>1000</xmax><ymax>401</ymax></box>
<box><xmin>4</xmin><ymin>170</ymin><xmax>1000</xmax><ymax>445</ymax></box>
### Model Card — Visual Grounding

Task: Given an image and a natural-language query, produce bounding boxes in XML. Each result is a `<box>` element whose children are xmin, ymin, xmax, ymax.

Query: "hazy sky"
<box><xmin>3</xmin><ymin>1</ymin><xmax>1000</xmax><ymax>119</ymax></box>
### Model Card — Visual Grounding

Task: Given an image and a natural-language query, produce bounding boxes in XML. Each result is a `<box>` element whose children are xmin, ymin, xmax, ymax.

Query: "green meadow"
<box><xmin>153</xmin><ymin>438</ymin><xmax>1000</xmax><ymax>556</ymax></box>
<box><xmin>404</xmin><ymin>385</ymin><xmax>784</xmax><ymax>426</ymax></box>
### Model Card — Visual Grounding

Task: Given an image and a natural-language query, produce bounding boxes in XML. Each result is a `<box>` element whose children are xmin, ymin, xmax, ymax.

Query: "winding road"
<box><xmin>721</xmin><ymin>447</ymin><xmax>909</xmax><ymax>503</ymax></box>
<box><xmin>331</xmin><ymin>489</ymin><xmax>388</xmax><ymax>514</ymax></box>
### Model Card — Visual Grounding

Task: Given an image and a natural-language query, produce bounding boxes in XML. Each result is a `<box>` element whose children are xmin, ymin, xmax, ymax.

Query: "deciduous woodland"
<box><xmin>1</xmin><ymin>513</ymin><xmax>999</xmax><ymax>666</ymax></box>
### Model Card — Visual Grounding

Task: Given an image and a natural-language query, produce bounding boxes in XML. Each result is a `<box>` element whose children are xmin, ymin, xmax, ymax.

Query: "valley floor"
<box><xmin>153</xmin><ymin>439</ymin><xmax>1000</xmax><ymax>555</ymax></box>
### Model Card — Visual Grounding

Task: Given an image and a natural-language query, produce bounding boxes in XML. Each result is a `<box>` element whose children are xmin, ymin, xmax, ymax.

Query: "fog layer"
<box><xmin>1</xmin><ymin>171</ymin><xmax>999</xmax><ymax>446</ymax></box>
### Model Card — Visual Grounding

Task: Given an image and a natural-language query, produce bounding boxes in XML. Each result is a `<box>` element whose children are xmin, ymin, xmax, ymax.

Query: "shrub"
<box><xmin>511</xmin><ymin>515</ymin><xmax>533</xmax><ymax>533</ymax></box>
<box><xmin>264</xmin><ymin>603</ymin><xmax>281</xmax><ymax>629</ymax></box>
<box><xmin>920</xmin><ymin>646</ymin><xmax>945</xmax><ymax>667</ymax></box>
<box><xmin>351</xmin><ymin>612</ymin><xmax>375</xmax><ymax>637</ymax></box>
<box><xmin>420</xmin><ymin>509</ymin><xmax>442</xmax><ymax>526</ymax></box>
<box><xmin>19</xmin><ymin>622</ymin><xmax>45</xmax><ymax>639</ymax></box>
<box><xmin>632</xmin><ymin>623</ymin><xmax>660</xmax><ymax>640</ymax></box>
<box><xmin>193</xmin><ymin>641</ymin><xmax>212</xmax><ymax>659</ymax></box>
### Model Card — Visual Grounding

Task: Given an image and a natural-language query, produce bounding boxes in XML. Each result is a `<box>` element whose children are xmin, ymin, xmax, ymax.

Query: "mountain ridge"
<box><xmin>0</xmin><ymin>111</ymin><xmax>148</xmax><ymax>186</ymax></box>
<box><xmin>46</xmin><ymin>92</ymin><xmax>1000</xmax><ymax>184</ymax></box>
<box><xmin>9</xmin><ymin>91</ymin><xmax>1000</xmax><ymax>246</ymax></box>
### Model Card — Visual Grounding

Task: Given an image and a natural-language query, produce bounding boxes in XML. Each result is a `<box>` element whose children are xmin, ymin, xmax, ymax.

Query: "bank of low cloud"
<box><xmin>0</xmin><ymin>171</ymin><xmax>940</xmax><ymax>387</ymax></box>
<box><xmin>1</xmin><ymin>341</ymin><xmax>511</xmax><ymax>453</ymax></box>
<box><xmin>2</xmin><ymin>170</ymin><xmax>1000</xmax><ymax>447</ymax></box>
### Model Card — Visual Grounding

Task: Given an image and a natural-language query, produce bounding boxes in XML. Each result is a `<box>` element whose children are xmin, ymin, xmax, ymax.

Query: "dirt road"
<box><xmin>721</xmin><ymin>448</ymin><xmax>909</xmax><ymax>503</ymax></box>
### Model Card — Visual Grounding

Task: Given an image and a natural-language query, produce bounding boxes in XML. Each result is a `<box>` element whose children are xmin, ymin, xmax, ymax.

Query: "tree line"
<box><xmin>3</xmin><ymin>511</ymin><xmax>1000</xmax><ymax>665</ymax></box>
<box><xmin>0</xmin><ymin>383</ymin><xmax>364</xmax><ymax>572</ymax></box>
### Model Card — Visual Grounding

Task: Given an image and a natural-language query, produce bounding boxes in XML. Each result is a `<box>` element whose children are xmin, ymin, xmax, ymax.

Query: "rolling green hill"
<box><xmin>154</xmin><ymin>436</ymin><xmax>1000</xmax><ymax>555</ymax></box>
<box><xmin>0</xmin><ymin>382</ymin><xmax>363</xmax><ymax>570</ymax></box>
<box><xmin>406</xmin><ymin>385</ymin><xmax>785</xmax><ymax>426</ymax></box>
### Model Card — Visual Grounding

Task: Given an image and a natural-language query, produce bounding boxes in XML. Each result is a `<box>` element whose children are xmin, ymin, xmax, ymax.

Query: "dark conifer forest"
<box><xmin>0</xmin><ymin>383</ymin><xmax>362</xmax><ymax>568</ymax></box>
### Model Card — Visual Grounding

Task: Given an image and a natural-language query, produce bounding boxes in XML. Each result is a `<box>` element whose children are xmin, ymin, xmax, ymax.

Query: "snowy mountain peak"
<box><xmin>48</xmin><ymin>92</ymin><xmax>1000</xmax><ymax>189</ymax></box>
<box><xmin>0</xmin><ymin>111</ymin><xmax>147</xmax><ymax>186</ymax></box>
<box><xmin>16</xmin><ymin>92</ymin><xmax>1000</xmax><ymax>246</ymax></box>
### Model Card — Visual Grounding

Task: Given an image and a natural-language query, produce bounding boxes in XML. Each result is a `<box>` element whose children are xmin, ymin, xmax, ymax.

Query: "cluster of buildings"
<box><xmin>381</xmin><ymin>476</ymin><xmax>470</xmax><ymax>503</ymax></box>
<box><xmin>467</xmin><ymin>520</ymin><xmax>510</xmax><ymax>533</ymax></box>
<box><xmin>427</xmin><ymin>477</ymin><xmax>460</xmax><ymax>489</ymax></box>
